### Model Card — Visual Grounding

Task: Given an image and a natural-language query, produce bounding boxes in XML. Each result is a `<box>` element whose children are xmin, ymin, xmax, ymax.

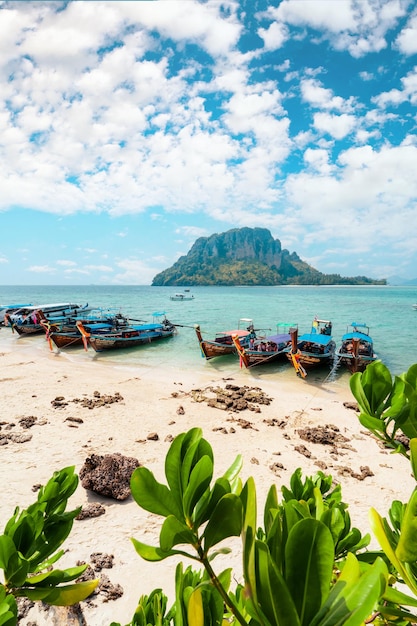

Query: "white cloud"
<box><xmin>396</xmin><ymin>11</ymin><xmax>417</xmax><ymax>55</ymax></box>
<box><xmin>27</xmin><ymin>265</ymin><xmax>56</xmax><ymax>273</ymax></box>
<box><xmin>313</xmin><ymin>112</ymin><xmax>357</xmax><ymax>139</ymax></box>
<box><xmin>57</xmin><ymin>260</ymin><xmax>77</xmax><ymax>267</ymax></box>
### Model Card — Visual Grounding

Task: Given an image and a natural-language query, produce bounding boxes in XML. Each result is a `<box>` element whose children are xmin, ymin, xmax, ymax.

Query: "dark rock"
<box><xmin>79</xmin><ymin>453</ymin><xmax>140</xmax><ymax>500</ymax></box>
<box><xmin>90</xmin><ymin>552</ymin><xmax>114</xmax><ymax>571</ymax></box>
<box><xmin>76</xmin><ymin>502</ymin><xmax>106</xmax><ymax>520</ymax></box>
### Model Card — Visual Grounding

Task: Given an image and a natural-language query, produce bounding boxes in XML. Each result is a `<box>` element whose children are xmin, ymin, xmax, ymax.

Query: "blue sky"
<box><xmin>1</xmin><ymin>0</ymin><xmax>417</xmax><ymax>285</ymax></box>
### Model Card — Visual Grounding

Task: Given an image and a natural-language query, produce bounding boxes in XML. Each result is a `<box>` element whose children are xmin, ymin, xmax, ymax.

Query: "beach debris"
<box><xmin>298</xmin><ymin>424</ymin><xmax>350</xmax><ymax>446</ymax></box>
<box><xmin>18</xmin><ymin>415</ymin><xmax>37</xmax><ymax>429</ymax></box>
<box><xmin>40</xmin><ymin>604</ymin><xmax>86</xmax><ymax>624</ymax></box>
<box><xmin>72</xmin><ymin>391</ymin><xmax>124</xmax><ymax>409</ymax></box>
<box><xmin>65</xmin><ymin>416</ymin><xmax>84</xmax><ymax>424</ymax></box>
<box><xmin>51</xmin><ymin>396</ymin><xmax>68</xmax><ymax>408</ymax></box>
<box><xmin>188</xmin><ymin>384</ymin><xmax>272</xmax><ymax>413</ymax></box>
<box><xmin>90</xmin><ymin>552</ymin><xmax>114</xmax><ymax>571</ymax></box>
<box><xmin>16</xmin><ymin>597</ymin><xmax>34</xmax><ymax>620</ymax></box>
<box><xmin>177</xmin><ymin>405</ymin><xmax>185</xmax><ymax>414</ymax></box>
<box><xmin>336</xmin><ymin>465</ymin><xmax>374</xmax><ymax>481</ymax></box>
<box><xmin>98</xmin><ymin>573</ymin><xmax>124</xmax><ymax>602</ymax></box>
<box><xmin>76</xmin><ymin>502</ymin><xmax>106</xmax><ymax>520</ymax></box>
<box><xmin>79</xmin><ymin>452</ymin><xmax>140</xmax><ymax>500</ymax></box>
<box><xmin>343</xmin><ymin>401</ymin><xmax>359</xmax><ymax>412</ymax></box>
<box><xmin>269</xmin><ymin>461</ymin><xmax>285</xmax><ymax>476</ymax></box>
<box><xmin>0</xmin><ymin>431</ymin><xmax>33</xmax><ymax>445</ymax></box>
<box><xmin>294</xmin><ymin>444</ymin><xmax>313</xmax><ymax>458</ymax></box>
<box><xmin>147</xmin><ymin>432</ymin><xmax>159</xmax><ymax>441</ymax></box>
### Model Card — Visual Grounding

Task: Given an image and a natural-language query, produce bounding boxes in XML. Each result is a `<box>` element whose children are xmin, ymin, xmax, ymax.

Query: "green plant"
<box><xmin>0</xmin><ymin>466</ymin><xmax>98</xmax><ymax>624</ymax></box>
<box><xmin>125</xmin><ymin>427</ymin><xmax>416</xmax><ymax>626</ymax></box>
<box><xmin>350</xmin><ymin>361</ymin><xmax>417</xmax><ymax>457</ymax></box>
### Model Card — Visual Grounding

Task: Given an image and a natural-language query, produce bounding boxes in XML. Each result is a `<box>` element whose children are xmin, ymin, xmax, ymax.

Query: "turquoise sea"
<box><xmin>1</xmin><ymin>284</ymin><xmax>416</xmax><ymax>378</ymax></box>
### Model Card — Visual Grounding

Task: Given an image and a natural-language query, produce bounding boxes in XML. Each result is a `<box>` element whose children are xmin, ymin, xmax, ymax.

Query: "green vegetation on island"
<box><xmin>152</xmin><ymin>227</ymin><xmax>386</xmax><ymax>286</ymax></box>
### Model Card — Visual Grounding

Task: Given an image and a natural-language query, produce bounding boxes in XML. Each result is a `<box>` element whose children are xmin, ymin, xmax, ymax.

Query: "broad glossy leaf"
<box><xmin>285</xmin><ymin>518</ymin><xmax>334</xmax><ymax>626</ymax></box>
<box><xmin>181</xmin><ymin>438</ymin><xmax>213</xmax><ymax>494</ymax></box>
<box><xmin>0</xmin><ymin>537</ymin><xmax>16</xmax><ymax>571</ymax></box>
<box><xmin>311</xmin><ymin>554</ymin><xmax>387</xmax><ymax>626</ymax></box>
<box><xmin>396</xmin><ymin>487</ymin><xmax>417</xmax><ymax>562</ymax></box>
<box><xmin>22</xmin><ymin>564</ymin><xmax>87</xmax><ymax>586</ymax></box>
<box><xmin>24</xmin><ymin>580</ymin><xmax>98</xmax><ymax>605</ymax></box>
<box><xmin>187</xmin><ymin>588</ymin><xmax>204</xmax><ymax>626</ymax></box>
<box><xmin>223</xmin><ymin>454</ymin><xmax>243</xmax><ymax>487</ymax></box>
<box><xmin>241</xmin><ymin>477</ymin><xmax>257</xmax><ymax>604</ymax></box>
<box><xmin>183</xmin><ymin>456</ymin><xmax>213</xmax><ymax>522</ymax></box>
<box><xmin>357</xmin><ymin>413</ymin><xmax>386</xmax><ymax>436</ymax></box>
<box><xmin>410</xmin><ymin>439</ymin><xmax>417</xmax><ymax>481</ymax></box>
<box><xmin>255</xmin><ymin>540</ymin><xmax>300</xmax><ymax>626</ymax></box>
<box><xmin>368</xmin><ymin>507</ymin><xmax>411</xmax><ymax>589</ymax></box>
<box><xmin>264</xmin><ymin>485</ymin><xmax>279</xmax><ymax>533</ymax></box>
<box><xmin>203</xmin><ymin>494</ymin><xmax>242</xmax><ymax>552</ymax></box>
<box><xmin>195</xmin><ymin>477</ymin><xmax>231</xmax><ymax>526</ymax></box>
<box><xmin>130</xmin><ymin>467</ymin><xmax>183</xmax><ymax>519</ymax></box>
<box><xmin>131</xmin><ymin>538</ymin><xmax>190</xmax><ymax>562</ymax></box>
<box><xmin>160</xmin><ymin>516</ymin><xmax>196</xmax><ymax>551</ymax></box>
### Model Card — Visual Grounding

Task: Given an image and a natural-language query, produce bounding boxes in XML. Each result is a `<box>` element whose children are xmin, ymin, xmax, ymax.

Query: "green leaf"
<box><xmin>183</xmin><ymin>456</ymin><xmax>213</xmax><ymax>522</ymax></box>
<box><xmin>165</xmin><ymin>429</ymin><xmax>203</xmax><ymax>498</ymax></box>
<box><xmin>130</xmin><ymin>467</ymin><xmax>183</xmax><ymax>519</ymax></box>
<box><xmin>160</xmin><ymin>516</ymin><xmax>196</xmax><ymax>552</ymax></box>
<box><xmin>285</xmin><ymin>519</ymin><xmax>334</xmax><ymax>626</ymax></box>
<box><xmin>131</xmin><ymin>538</ymin><xmax>191</xmax><ymax>562</ymax></box>
<box><xmin>23</xmin><ymin>580</ymin><xmax>98</xmax><ymax>605</ymax></box>
<box><xmin>410</xmin><ymin>439</ymin><xmax>417</xmax><ymax>481</ymax></box>
<box><xmin>22</xmin><ymin>564</ymin><xmax>87</xmax><ymax>587</ymax></box>
<box><xmin>203</xmin><ymin>494</ymin><xmax>242</xmax><ymax>552</ymax></box>
<box><xmin>187</xmin><ymin>588</ymin><xmax>204</xmax><ymax>626</ymax></box>
<box><xmin>311</xmin><ymin>554</ymin><xmax>387</xmax><ymax>626</ymax></box>
<box><xmin>254</xmin><ymin>540</ymin><xmax>300</xmax><ymax>626</ymax></box>
<box><xmin>396</xmin><ymin>487</ymin><xmax>417</xmax><ymax>562</ymax></box>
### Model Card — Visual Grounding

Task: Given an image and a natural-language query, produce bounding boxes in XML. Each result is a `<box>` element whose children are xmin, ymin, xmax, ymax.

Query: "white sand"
<box><xmin>0</xmin><ymin>333</ymin><xmax>414</xmax><ymax>625</ymax></box>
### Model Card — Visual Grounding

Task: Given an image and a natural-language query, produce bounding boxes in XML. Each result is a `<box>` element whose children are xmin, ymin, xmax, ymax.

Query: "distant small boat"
<box><xmin>195</xmin><ymin>318</ymin><xmax>255</xmax><ymax>360</ymax></box>
<box><xmin>287</xmin><ymin>318</ymin><xmax>336</xmax><ymax>377</ymax></box>
<box><xmin>170</xmin><ymin>292</ymin><xmax>194</xmax><ymax>301</ymax></box>
<box><xmin>413</xmin><ymin>304</ymin><xmax>417</xmax><ymax>310</ymax></box>
<box><xmin>232</xmin><ymin>323</ymin><xmax>296</xmax><ymax>368</ymax></box>
<box><xmin>335</xmin><ymin>322</ymin><xmax>377</xmax><ymax>373</ymax></box>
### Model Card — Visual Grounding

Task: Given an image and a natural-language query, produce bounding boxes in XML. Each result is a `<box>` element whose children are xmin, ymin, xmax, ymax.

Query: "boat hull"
<box><xmin>194</xmin><ymin>324</ymin><xmax>251</xmax><ymax>360</ymax></box>
<box><xmin>88</xmin><ymin>330</ymin><xmax>174</xmax><ymax>352</ymax></box>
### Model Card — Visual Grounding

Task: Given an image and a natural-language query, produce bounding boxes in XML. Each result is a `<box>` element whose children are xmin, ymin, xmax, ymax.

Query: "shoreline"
<box><xmin>0</xmin><ymin>331</ymin><xmax>415</xmax><ymax>625</ymax></box>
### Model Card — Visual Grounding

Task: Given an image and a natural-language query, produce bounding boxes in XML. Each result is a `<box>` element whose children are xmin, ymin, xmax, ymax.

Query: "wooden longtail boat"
<box><xmin>335</xmin><ymin>322</ymin><xmax>377</xmax><ymax>373</ymax></box>
<box><xmin>287</xmin><ymin>319</ymin><xmax>336</xmax><ymax>377</ymax></box>
<box><xmin>41</xmin><ymin>309</ymin><xmax>133</xmax><ymax>350</ymax></box>
<box><xmin>5</xmin><ymin>303</ymin><xmax>91</xmax><ymax>336</ymax></box>
<box><xmin>194</xmin><ymin>318</ymin><xmax>255</xmax><ymax>360</ymax></box>
<box><xmin>76</xmin><ymin>313</ymin><xmax>177</xmax><ymax>352</ymax></box>
<box><xmin>232</xmin><ymin>323</ymin><xmax>296</xmax><ymax>368</ymax></box>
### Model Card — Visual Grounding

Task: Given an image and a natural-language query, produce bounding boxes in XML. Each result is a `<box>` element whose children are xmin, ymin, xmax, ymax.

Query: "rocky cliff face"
<box><xmin>189</xmin><ymin>227</ymin><xmax>285</xmax><ymax>268</ymax></box>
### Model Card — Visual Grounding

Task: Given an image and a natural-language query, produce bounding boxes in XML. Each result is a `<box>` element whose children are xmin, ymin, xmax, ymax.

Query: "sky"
<box><xmin>1</xmin><ymin>0</ymin><xmax>417</xmax><ymax>286</ymax></box>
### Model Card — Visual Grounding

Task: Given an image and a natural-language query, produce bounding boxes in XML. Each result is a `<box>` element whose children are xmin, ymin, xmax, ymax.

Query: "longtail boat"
<box><xmin>76</xmin><ymin>312</ymin><xmax>177</xmax><ymax>352</ymax></box>
<box><xmin>232</xmin><ymin>323</ymin><xmax>296</xmax><ymax>368</ymax></box>
<box><xmin>194</xmin><ymin>318</ymin><xmax>255</xmax><ymax>360</ymax></box>
<box><xmin>287</xmin><ymin>318</ymin><xmax>335</xmax><ymax>377</ymax></box>
<box><xmin>335</xmin><ymin>322</ymin><xmax>377</xmax><ymax>373</ymax></box>
<box><xmin>5</xmin><ymin>303</ymin><xmax>91</xmax><ymax>336</ymax></box>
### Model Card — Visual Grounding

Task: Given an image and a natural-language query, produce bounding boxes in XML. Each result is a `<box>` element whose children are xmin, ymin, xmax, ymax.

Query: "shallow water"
<box><xmin>1</xmin><ymin>284</ymin><xmax>416</xmax><ymax>378</ymax></box>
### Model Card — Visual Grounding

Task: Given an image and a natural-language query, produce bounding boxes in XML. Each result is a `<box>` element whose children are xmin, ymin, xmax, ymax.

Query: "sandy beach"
<box><xmin>1</xmin><ymin>336</ymin><xmax>415</xmax><ymax>626</ymax></box>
